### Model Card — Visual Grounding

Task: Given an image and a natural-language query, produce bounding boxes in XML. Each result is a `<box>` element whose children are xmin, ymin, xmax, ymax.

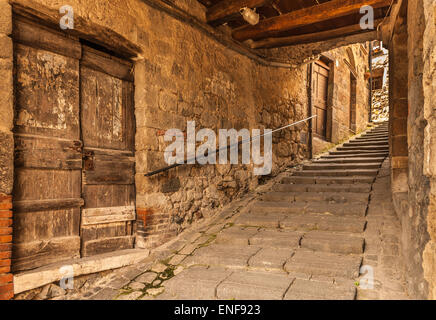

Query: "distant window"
<box><xmin>372</xmin><ymin>76</ymin><xmax>383</xmax><ymax>90</ymax></box>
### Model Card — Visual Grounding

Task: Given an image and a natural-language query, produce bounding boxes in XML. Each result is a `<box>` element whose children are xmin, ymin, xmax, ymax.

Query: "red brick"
<box><xmin>0</xmin><ymin>203</ymin><xmax>12</xmax><ymax>210</ymax></box>
<box><xmin>0</xmin><ymin>195</ymin><xmax>12</xmax><ymax>202</ymax></box>
<box><xmin>0</xmin><ymin>266</ymin><xmax>11</xmax><ymax>274</ymax></box>
<box><xmin>0</xmin><ymin>211</ymin><xmax>12</xmax><ymax>219</ymax></box>
<box><xmin>0</xmin><ymin>219</ymin><xmax>12</xmax><ymax>227</ymax></box>
<box><xmin>0</xmin><ymin>243</ymin><xmax>11</xmax><ymax>252</ymax></box>
<box><xmin>0</xmin><ymin>274</ymin><xmax>12</xmax><ymax>285</ymax></box>
<box><xmin>0</xmin><ymin>291</ymin><xmax>14</xmax><ymax>300</ymax></box>
<box><xmin>0</xmin><ymin>235</ymin><xmax>12</xmax><ymax>243</ymax></box>
<box><xmin>0</xmin><ymin>252</ymin><xmax>11</xmax><ymax>259</ymax></box>
<box><xmin>0</xmin><ymin>259</ymin><xmax>11</xmax><ymax>267</ymax></box>
<box><xmin>0</xmin><ymin>283</ymin><xmax>13</xmax><ymax>295</ymax></box>
<box><xmin>0</xmin><ymin>227</ymin><xmax>12</xmax><ymax>236</ymax></box>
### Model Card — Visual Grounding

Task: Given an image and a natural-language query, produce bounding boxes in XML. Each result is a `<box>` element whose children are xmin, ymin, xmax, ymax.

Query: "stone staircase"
<box><xmin>75</xmin><ymin>122</ymin><xmax>406</xmax><ymax>301</ymax></box>
<box><xmin>216</xmin><ymin>123</ymin><xmax>390</xmax><ymax>298</ymax></box>
<box><xmin>161</xmin><ymin>122</ymin><xmax>391</xmax><ymax>300</ymax></box>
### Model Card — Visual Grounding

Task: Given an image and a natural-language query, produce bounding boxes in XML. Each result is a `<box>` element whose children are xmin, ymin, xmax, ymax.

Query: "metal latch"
<box><xmin>83</xmin><ymin>151</ymin><xmax>95</xmax><ymax>171</ymax></box>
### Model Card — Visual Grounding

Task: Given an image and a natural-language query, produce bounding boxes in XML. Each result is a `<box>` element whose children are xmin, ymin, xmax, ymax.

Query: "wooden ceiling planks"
<box><xmin>197</xmin><ymin>0</ymin><xmax>392</xmax><ymax>48</ymax></box>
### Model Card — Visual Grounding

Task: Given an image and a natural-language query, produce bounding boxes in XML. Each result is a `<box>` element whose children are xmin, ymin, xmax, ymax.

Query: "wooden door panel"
<box><xmin>80</xmin><ymin>47</ymin><xmax>136</xmax><ymax>257</ymax></box>
<box><xmin>312</xmin><ymin>61</ymin><xmax>329</xmax><ymax>139</ymax></box>
<box><xmin>12</xmin><ymin>18</ymin><xmax>82</xmax><ymax>271</ymax></box>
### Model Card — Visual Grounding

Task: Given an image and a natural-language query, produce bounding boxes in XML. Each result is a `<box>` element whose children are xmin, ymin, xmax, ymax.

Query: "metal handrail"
<box><xmin>144</xmin><ymin>115</ymin><xmax>317</xmax><ymax>177</ymax></box>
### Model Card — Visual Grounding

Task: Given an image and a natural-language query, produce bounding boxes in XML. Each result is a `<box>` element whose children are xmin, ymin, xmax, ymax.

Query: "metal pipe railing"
<box><xmin>144</xmin><ymin>115</ymin><xmax>317</xmax><ymax>177</ymax></box>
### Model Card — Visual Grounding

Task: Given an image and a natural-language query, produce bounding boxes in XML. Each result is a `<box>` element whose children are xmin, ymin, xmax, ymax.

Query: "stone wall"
<box><xmin>0</xmin><ymin>0</ymin><xmax>14</xmax><ymax>301</ymax></box>
<box><xmin>406</xmin><ymin>0</ymin><xmax>436</xmax><ymax>298</ymax></box>
<box><xmin>1</xmin><ymin>0</ymin><xmax>371</xmax><ymax>275</ymax></box>
<box><xmin>419</xmin><ymin>0</ymin><xmax>436</xmax><ymax>300</ymax></box>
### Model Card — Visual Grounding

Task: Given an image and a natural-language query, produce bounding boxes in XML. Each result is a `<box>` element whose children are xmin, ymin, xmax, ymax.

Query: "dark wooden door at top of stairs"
<box><xmin>312</xmin><ymin>61</ymin><xmax>329</xmax><ymax>140</ymax></box>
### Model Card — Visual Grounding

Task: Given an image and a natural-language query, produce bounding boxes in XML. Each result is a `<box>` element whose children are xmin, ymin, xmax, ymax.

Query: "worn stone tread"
<box><xmin>216</xmin><ymin>271</ymin><xmax>294</xmax><ymax>300</ymax></box>
<box><xmin>261</xmin><ymin>191</ymin><xmax>369</xmax><ymax>203</ymax></box>
<box><xmin>273</xmin><ymin>183</ymin><xmax>372</xmax><ymax>193</ymax></box>
<box><xmin>249</xmin><ymin>229</ymin><xmax>303</xmax><ymax>248</ymax></box>
<box><xmin>280</xmin><ymin>214</ymin><xmax>366</xmax><ymax>233</ymax></box>
<box><xmin>284</xmin><ymin>250</ymin><xmax>362</xmax><ymax>279</ymax></box>
<box><xmin>182</xmin><ymin>244</ymin><xmax>262</xmax><ymax>269</ymax></box>
<box><xmin>284</xmin><ymin>279</ymin><xmax>356</xmax><ymax>300</ymax></box>
<box><xmin>301</xmin><ymin>231</ymin><xmax>365</xmax><ymax>254</ymax></box>
<box><xmin>293</xmin><ymin>169</ymin><xmax>379</xmax><ymax>177</ymax></box>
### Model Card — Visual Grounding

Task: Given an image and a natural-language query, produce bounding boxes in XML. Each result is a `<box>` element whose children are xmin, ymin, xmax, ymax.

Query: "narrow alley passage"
<box><xmin>46</xmin><ymin>122</ymin><xmax>408</xmax><ymax>300</ymax></box>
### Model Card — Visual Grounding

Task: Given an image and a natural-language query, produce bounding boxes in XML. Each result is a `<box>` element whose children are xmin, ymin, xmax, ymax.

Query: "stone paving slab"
<box><xmin>163</xmin><ymin>266</ymin><xmax>231</xmax><ymax>300</ymax></box>
<box><xmin>216</xmin><ymin>271</ymin><xmax>294</xmax><ymax>300</ymax></box>
<box><xmin>280</xmin><ymin>214</ymin><xmax>366</xmax><ymax>233</ymax></box>
<box><xmin>284</xmin><ymin>279</ymin><xmax>356</xmax><ymax>300</ymax></box>
<box><xmin>284</xmin><ymin>250</ymin><xmax>362</xmax><ymax>279</ymax></box>
<box><xmin>248</xmin><ymin>248</ymin><xmax>294</xmax><ymax>271</ymax></box>
<box><xmin>261</xmin><ymin>191</ymin><xmax>369</xmax><ymax>203</ymax></box>
<box><xmin>249</xmin><ymin>201</ymin><xmax>307</xmax><ymax>214</ymax></box>
<box><xmin>249</xmin><ymin>229</ymin><xmax>302</xmax><ymax>248</ymax></box>
<box><xmin>234</xmin><ymin>212</ymin><xmax>283</xmax><ymax>228</ymax></box>
<box><xmin>301</xmin><ymin>231</ymin><xmax>365</xmax><ymax>254</ymax></box>
<box><xmin>305</xmin><ymin>202</ymin><xmax>367</xmax><ymax>216</ymax></box>
<box><xmin>215</xmin><ymin>226</ymin><xmax>260</xmax><ymax>245</ymax></box>
<box><xmin>182</xmin><ymin>244</ymin><xmax>262</xmax><ymax>269</ymax></box>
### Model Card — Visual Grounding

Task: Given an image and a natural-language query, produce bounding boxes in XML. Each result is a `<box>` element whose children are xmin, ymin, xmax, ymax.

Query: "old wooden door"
<box><xmin>80</xmin><ymin>46</ymin><xmax>136</xmax><ymax>257</ymax></box>
<box><xmin>12</xmin><ymin>18</ymin><xmax>83</xmax><ymax>271</ymax></box>
<box><xmin>12</xmin><ymin>17</ymin><xmax>136</xmax><ymax>271</ymax></box>
<box><xmin>312</xmin><ymin>61</ymin><xmax>329</xmax><ymax>139</ymax></box>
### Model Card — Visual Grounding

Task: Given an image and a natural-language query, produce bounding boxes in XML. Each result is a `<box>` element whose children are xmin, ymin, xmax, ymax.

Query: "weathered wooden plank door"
<box><xmin>12</xmin><ymin>18</ymin><xmax>83</xmax><ymax>271</ymax></box>
<box><xmin>80</xmin><ymin>46</ymin><xmax>136</xmax><ymax>257</ymax></box>
<box><xmin>312</xmin><ymin>61</ymin><xmax>329</xmax><ymax>139</ymax></box>
<box><xmin>12</xmin><ymin>17</ymin><xmax>136</xmax><ymax>270</ymax></box>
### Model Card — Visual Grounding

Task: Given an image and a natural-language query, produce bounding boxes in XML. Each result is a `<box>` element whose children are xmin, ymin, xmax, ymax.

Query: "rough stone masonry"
<box><xmin>0</xmin><ymin>0</ymin><xmax>435</xmax><ymax>301</ymax></box>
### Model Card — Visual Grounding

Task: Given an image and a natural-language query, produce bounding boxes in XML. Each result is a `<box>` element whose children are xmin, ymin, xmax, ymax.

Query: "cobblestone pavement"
<box><xmin>60</xmin><ymin>123</ymin><xmax>409</xmax><ymax>300</ymax></box>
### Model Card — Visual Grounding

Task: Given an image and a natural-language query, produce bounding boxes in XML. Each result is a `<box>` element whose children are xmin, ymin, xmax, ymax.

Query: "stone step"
<box><xmin>330</xmin><ymin>149</ymin><xmax>389</xmax><ymax>155</ymax></box>
<box><xmin>261</xmin><ymin>191</ymin><xmax>370</xmax><ymax>203</ymax></box>
<box><xmin>284</xmin><ymin>250</ymin><xmax>362</xmax><ymax>279</ymax></box>
<box><xmin>303</xmin><ymin>163</ymin><xmax>381</xmax><ymax>170</ymax></box>
<box><xmin>300</xmin><ymin>231</ymin><xmax>365</xmax><ymax>254</ymax></box>
<box><xmin>336</xmin><ymin>146</ymin><xmax>389</xmax><ymax>152</ymax></box>
<box><xmin>284</xmin><ymin>279</ymin><xmax>356</xmax><ymax>300</ymax></box>
<box><xmin>273</xmin><ymin>183</ymin><xmax>372</xmax><ymax>193</ymax></box>
<box><xmin>352</xmin><ymin>138</ymin><xmax>388</xmax><ymax>143</ymax></box>
<box><xmin>250</xmin><ymin>201</ymin><xmax>368</xmax><ymax>216</ymax></box>
<box><xmin>182</xmin><ymin>244</ymin><xmax>262</xmax><ymax>269</ymax></box>
<box><xmin>249</xmin><ymin>229</ymin><xmax>303</xmax><ymax>248</ymax></box>
<box><xmin>321</xmin><ymin>153</ymin><xmax>388</xmax><ymax>159</ymax></box>
<box><xmin>315</xmin><ymin>157</ymin><xmax>386</xmax><ymax>164</ymax></box>
<box><xmin>358</xmin><ymin>134</ymin><xmax>388</xmax><ymax>139</ymax></box>
<box><xmin>343</xmin><ymin>141</ymin><xmax>388</xmax><ymax>147</ymax></box>
<box><xmin>293</xmin><ymin>169</ymin><xmax>379</xmax><ymax>177</ymax></box>
<box><xmin>280</xmin><ymin>213</ymin><xmax>366</xmax><ymax>233</ymax></box>
<box><xmin>282</xmin><ymin>176</ymin><xmax>375</xmax><ymax>184</ymax></box>
<box><xmin>216</xmin><ymin>271</ymin><xmax>294</xmax><ymax>300</ymax></box>
<box><xmin>328</xmin><ymin>151</ymin><xmax>389</xmax><ymax>157</ymax></box>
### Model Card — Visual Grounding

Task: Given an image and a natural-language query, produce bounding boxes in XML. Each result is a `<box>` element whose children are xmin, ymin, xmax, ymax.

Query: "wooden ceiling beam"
<box><xmin>249</xmin><ymin>19</ymin><xmax>383</xmax><ymax>48</ymax></box>
<box><xmin>206</xmin><ymin>0</ymin><xmax>271</xmax><ymax>25</ymax></box>
<box><xmin>232</xmin><ymin>0</ymin><xmax>391</xmax><ymax>41</ymax></box>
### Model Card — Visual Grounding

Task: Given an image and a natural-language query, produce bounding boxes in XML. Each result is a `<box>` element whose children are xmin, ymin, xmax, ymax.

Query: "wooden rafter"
<box><xmin>206</xmin><ymin>0</ymin><xmax>270</xmax><ymax>25</ymax></box>
<box><xmin>232</xmin><ymin>0</ymin><xmax>392</xmax><ymax>41</ymax></box>
<box><xmin>249</xmin><ymin>19</ymin><xmax>383</xmax><ymax>48</ymax></box>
